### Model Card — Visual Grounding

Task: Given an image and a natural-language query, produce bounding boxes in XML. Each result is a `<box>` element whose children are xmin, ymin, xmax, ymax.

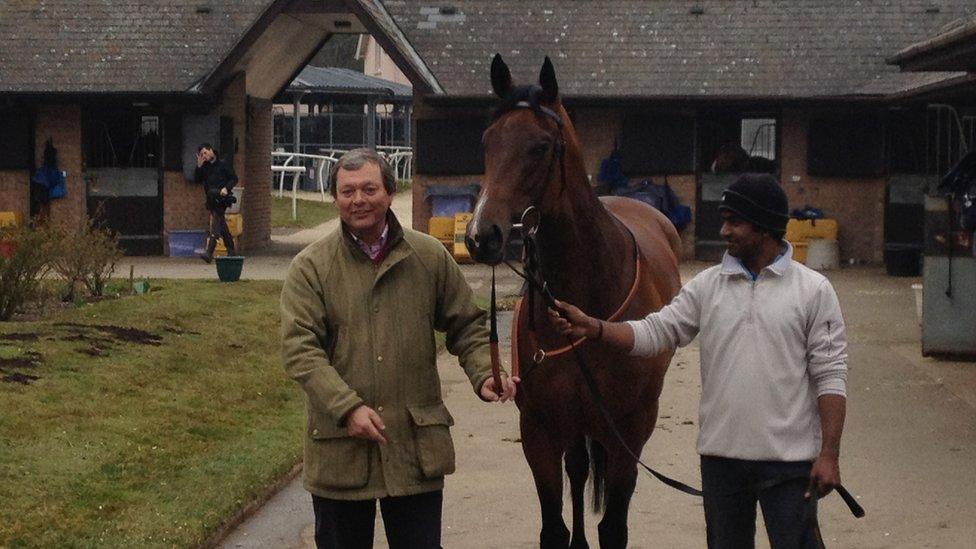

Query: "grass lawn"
<box><xmin>271</xmin><ymin>195</ymin><xmax>338</xmax><ymax>229</ymax></box>
<box><xmin>0</xmin><ymin>280</ymin><xmax>302</xmax><ymax>548</ymax></box>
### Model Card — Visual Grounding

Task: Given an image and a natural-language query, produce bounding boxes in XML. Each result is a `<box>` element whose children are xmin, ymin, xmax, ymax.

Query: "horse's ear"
<box><xmin>491</xmin><ymin>54</ymin><xmax>512</xmax><ymax>98</ymax></box>
<box><xmin>539</xmin><ymin>56</ymin><xmax>559</xmax><ymax>103</ymax></box>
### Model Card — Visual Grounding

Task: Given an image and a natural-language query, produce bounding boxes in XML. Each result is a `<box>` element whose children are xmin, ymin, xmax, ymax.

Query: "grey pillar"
<box><xmin>405</xmin><ymin>104</ymin><xmax>412</xmax><ymax>147</ymax></box>
<box><xmin>328</xmin><ymin>100</ymin><xmax>334</xmax><ymax>148</ymax></box>
<box><xmin>366</xmin><ymin>98</ymin><xmax>377</xmax><ymax>149</ymax></box>
<box><xmin>292</xmin><ymin>95</ymin><xmax>302</xmax><ymax>154</ymax></box>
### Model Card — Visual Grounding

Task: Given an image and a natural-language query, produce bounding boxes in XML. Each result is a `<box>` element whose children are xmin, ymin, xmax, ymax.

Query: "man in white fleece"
<box><xmin>550</xmin><ymin>173</ymin><xmax>847</xmax><ymax>549</ymax></box>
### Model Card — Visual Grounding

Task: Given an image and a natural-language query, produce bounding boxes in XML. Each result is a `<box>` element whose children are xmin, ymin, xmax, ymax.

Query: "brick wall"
<box><xmin>779</xmin><ymin>109</ymin><xmax>885</xmax><ymax>263</ymax></box>
<box><xmin>0</xmin><ymin>170</ymin><xmax>29</xmax><ymax>221</ymax></box>
<box><xmin>242</xmin><ymin>97</ymin><xmax>272</xmax><ymax>251</ymax></box>
<box><xmin>162</xmin><ymin>170</ymin><xmax>209</xmax><ymax>254</ymax></box>
<box><xmin>34</xmin><ymin>105</ymin><xmax>83</xmax><ymax>230</ymax></box>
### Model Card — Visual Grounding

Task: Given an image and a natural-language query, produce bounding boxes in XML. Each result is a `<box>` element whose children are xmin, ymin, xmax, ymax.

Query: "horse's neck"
<box><xmin>534</xmin><ymin>181</ymin><xmax>634</xmax><ymax>319</ymax></box>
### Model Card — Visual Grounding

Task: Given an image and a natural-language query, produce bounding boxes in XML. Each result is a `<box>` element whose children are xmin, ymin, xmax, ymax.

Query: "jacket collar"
<box><xmin>341</xmin><ymin>210</ymin><xmax>405</xmax><ymax>261</ymax></box>
<box><xmin>720</xmin><ymin>241</ymin><xmax>794</xmax><ymax>279</ymax></box>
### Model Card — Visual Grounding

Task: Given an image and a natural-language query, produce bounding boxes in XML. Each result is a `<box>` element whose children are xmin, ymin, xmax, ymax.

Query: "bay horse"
<box><xmin>465</xmin><ymin>55</ymin><xmax>682</xmax><ymax>548</ymax></box>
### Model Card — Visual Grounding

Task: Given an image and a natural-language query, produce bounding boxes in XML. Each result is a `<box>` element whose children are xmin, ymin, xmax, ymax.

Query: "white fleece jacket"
<box><xmin>627</xmin><ymin>245</ymin><xmax>848</xmax><ymax>461</ymax></box>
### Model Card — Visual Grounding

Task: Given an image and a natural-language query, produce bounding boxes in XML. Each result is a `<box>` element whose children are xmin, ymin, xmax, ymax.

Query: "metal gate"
<box><xmin>83</xmin><ymin>111</ymin><xmax>164</xmax><ymax>255</ymax></box>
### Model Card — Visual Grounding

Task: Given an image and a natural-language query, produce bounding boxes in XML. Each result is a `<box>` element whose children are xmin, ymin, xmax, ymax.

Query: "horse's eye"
<box><xmin>528</xmin><ymin>143</ymin><xmax>549</xmax><ymax>157</ymax></box>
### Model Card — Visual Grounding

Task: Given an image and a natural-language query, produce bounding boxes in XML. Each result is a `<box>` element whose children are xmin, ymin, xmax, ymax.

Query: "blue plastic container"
<box><xmin>425</xmin><ymin>184</ymin><xmax>480</xmax><ymax>217</ymax></box>
<box><xmin>168</xmin><ymin>230</ymin><xmax>206</xmax><ymax>257</ymax></box>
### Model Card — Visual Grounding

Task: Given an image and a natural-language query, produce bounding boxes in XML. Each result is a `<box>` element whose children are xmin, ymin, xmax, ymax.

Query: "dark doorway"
<box><xmin>83</xmin><ymin>106</ymin><xmax>164</xmax><ymax>255</ymax></box>
<box><xmin>696</xmin><ymin>112</ymin><xmax>780</xmax><ymax>261</ymax></box>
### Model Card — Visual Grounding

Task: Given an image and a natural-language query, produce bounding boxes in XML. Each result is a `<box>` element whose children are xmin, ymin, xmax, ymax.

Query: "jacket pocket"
<box><xmin>407</xmin><ymin>402</ymin><xmax>456</xmax><ymax>479</ymax></box>
<box><xmin>305</xmin><ymin>415</ymin><xmax>370</xmax><ymax>489</ymax></box>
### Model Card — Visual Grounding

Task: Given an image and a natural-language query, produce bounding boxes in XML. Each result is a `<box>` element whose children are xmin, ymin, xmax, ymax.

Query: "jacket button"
<box><xmin>377</xmin><ymin>355</ymin><xmax>383</xmax><ymax>362</ymax></box>
<box><xmin>373</xmin><ymin>306</ymin><xmax>380</xmax><ymax>313</ymax></box>
<box><xmin>377</xmin><ymin>406</ymin><xmax>384</xmax><ymax>412</ymax></box>
<box><xmin>312</xmin><ymin>428</ymin><xmax>319</xmax><ymax>436</ymax></box>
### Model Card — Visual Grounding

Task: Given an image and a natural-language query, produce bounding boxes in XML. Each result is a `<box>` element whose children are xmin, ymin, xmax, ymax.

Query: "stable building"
<box><xmin>376</xmin><ymin>0</ymin><xmax>976</xmax><ymax>264</ymax></box>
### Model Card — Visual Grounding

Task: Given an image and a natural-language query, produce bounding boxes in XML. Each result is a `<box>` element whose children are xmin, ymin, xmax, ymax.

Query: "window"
<box><xmin>0</xmin><ymin>108</ymin><xmax>32</xmax><ymax>169</ymax></box>
<box><xmin>620</xmin><ymin>114</ymin><xmax>695</xmax><ymax>175</ymax></box>
<box><xmin>741</xmin><ymin>118</ymin><xmax>776</xmax><ymax>160</ymax></box>
<box><xmin>415</xmin><ymin>118</ymin><xmax>486</xmax><ymax>175</ymax></box>
<box><xmin>807</xmin><ymin>113</ymin><xmax>884</xmax><ymax>177</ymax></box>
<box><xmin>84</xmin><ymin>109</ymin><xmax>161</xmax><ymax>168</ymax></box>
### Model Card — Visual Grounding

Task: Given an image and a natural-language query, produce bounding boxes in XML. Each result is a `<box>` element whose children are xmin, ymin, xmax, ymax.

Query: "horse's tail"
<box><xmin>588</xmin><ymin>437</ymin><xmax>607</xmax><ymax>513</ymax></box>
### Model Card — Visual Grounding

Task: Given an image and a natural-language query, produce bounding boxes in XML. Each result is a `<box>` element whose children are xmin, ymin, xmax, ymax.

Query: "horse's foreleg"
<box><xmin>565</xmin><ymin>436</ymin><xmax>590</xmax><ymax>549</ymax></box>
<box><xmin>521</xmin><ymin>416</ymin><xmax>571</xmax><ymax>549</ymax></box>
<box><xmin>596</xmin><ymin>453</ymin><xmax>638</xmax><ymax>549</ymax></box>
<box><xmin>597</xmin><ymin>401</ymin><xmax>658</xmax><ymax>549</ymax></box>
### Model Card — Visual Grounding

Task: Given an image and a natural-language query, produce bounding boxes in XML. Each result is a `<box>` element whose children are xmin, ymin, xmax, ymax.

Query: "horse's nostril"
<box><xmin>464</xmin><ymin>234</ymin><xmax>477</xmax><ymax>253</ymax></box>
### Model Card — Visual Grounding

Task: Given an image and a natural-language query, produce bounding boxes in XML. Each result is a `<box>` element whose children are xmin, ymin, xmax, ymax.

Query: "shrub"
<box><xmin>49</xmin><ymin>218</ymin><xmax>123</xmax><ymax>301</ymax></box>
<box><xmin>0</xmin><ymin>227</ymin><xmax>56</xmax><ymax>321</ymax></box>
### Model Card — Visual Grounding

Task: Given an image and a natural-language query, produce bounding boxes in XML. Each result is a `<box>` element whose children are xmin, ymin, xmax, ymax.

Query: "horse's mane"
<box><xmin>493</xmin><ymin>84</ymin><xmax>547</xmax><ymax>120</ymax></box>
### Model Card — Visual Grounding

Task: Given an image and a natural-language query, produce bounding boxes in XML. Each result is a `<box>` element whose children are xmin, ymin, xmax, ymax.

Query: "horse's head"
<box><xmin>711</xmin><ymin>142</ymin><xmax>750</xmax><ymax>174</ymax></box>
<box><xmin>465</xmin><ymin>54</ymin><xmax>569</xmax><ymax>265</ymax></box>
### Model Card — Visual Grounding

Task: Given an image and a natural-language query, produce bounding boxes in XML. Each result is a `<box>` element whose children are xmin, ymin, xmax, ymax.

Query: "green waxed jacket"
<box><xmin>280</xmin><ymin>214</ymin><xmax>497</xmax><ymax>500</ymax></box>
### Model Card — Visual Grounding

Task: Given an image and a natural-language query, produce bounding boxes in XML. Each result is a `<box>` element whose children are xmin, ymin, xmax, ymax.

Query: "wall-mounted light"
<box><xmin>195</xmin><ymin>5</ymin><xmax>211</xmax><ymax>14</ymax></box>
<box><xmin>690</xmin><ymin>5</ymin><xmax>704</xmax><ymax>15</ymax></box>
<box><xmin>334</xmin><ymin>20</ymin><xmax>352</xmax><ymax>29</ymax></box>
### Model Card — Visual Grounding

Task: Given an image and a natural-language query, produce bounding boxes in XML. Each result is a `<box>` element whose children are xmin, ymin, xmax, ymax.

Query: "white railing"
<box><xmin>272</xmin><ymin>151</ymin><xmax>340</xmax><ymax>220</ymax></box>
<box><xmin>313</xmin><ymin>147</ymin><xmax>413</xmax><ymax>182</ymax></box>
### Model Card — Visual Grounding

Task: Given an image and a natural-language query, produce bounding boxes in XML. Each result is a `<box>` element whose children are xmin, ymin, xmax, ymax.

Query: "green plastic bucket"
<box><xmin>215</xmin><ymin>256</ymin><xmax>244</xmax><ymax>282</ymax></box>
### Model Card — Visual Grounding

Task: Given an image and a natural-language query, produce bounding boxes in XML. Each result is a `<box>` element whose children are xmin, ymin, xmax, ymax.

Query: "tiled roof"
<box><xmin>889</xmin><ymin>14</ymin><xmax>976</xmax><ymax>70</ymax></box>
<box><xmin>289</xmin><ymin>66</ymin><xmax>412</xmax><ymax>99</ymax></box>
<box><xmin>0</xmin><ymin>1</ymin><xmax>274</xmax><ymax>93</ymax></box>
<box><xmin>382</xmin><ymin>0</ymin><xmax>976</xmax><ymax>99</ymax></box>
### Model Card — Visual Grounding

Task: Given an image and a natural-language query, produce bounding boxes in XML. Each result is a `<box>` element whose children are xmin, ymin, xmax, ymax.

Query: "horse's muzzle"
<box><xmin>465</xmin><ymin>224</ymin><xmax>505</xmax><ymax>265</ymax></box>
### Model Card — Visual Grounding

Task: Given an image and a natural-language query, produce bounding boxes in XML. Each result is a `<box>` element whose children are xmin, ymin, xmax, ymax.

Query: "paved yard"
<box><xmin>218</xmin><ymin>260</ymin><xmax>976</xmax><ymax>549</ymax></box>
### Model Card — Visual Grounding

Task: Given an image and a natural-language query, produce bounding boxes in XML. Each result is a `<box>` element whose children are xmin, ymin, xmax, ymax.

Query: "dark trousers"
<box><xmin>205</xmin><ymin>206</ymin><xmax>235</xmax><ymax>257</ymax></box>
<box><xmin>701</xmin><ymin>456</ymin><xmax>824</xmax><ymax>549</ymax></box>
<box><xmin>312</xmin><ymin>490</ymin><xmax>443</xmax><ymax>549</ymax></box>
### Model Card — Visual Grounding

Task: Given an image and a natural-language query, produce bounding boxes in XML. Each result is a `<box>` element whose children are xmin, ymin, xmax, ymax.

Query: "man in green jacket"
<box><xmin>281</xmin><ymin>148</ymin><xmax>517</xmax><ymax>549</ymax></box>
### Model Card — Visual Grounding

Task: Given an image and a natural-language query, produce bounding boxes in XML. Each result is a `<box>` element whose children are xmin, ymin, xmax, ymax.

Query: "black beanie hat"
<box><xmin>718</xmin><ymin>173</ymin><xmax>789</xmax><ymax>234</ymax></box>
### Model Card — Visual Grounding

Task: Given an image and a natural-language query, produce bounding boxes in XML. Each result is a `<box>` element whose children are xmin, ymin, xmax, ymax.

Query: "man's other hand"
<box><xmin>805</xmin><ymin>453</ymin><xmax>840</xmax><ymax>499</ymax></box>
<box><xmin>195</xmin><ymin>150</ymin><xmax>207</xmax><ymax>168</ymax></box>
<box><xmin>480</xmin><ymin>375</ymin><xmax>520</xmax><ymax>402</ymax></box>
<box><xmin>346</xmin><ymin>405</ymin><xmax>387</xmax><ymax>443</ymax></box>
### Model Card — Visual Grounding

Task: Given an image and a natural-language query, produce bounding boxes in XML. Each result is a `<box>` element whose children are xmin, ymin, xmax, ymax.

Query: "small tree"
<box><xmin>0</xmin><ymin>227</ymin><xmax>55</xmax><ymax>321</ymax></box>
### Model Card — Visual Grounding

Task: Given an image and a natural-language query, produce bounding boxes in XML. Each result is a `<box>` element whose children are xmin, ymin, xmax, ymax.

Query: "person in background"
<box><xmin>194</xmin><ymin>142</ymin><xmax>237</xmax><ymax>262</ymax></box>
